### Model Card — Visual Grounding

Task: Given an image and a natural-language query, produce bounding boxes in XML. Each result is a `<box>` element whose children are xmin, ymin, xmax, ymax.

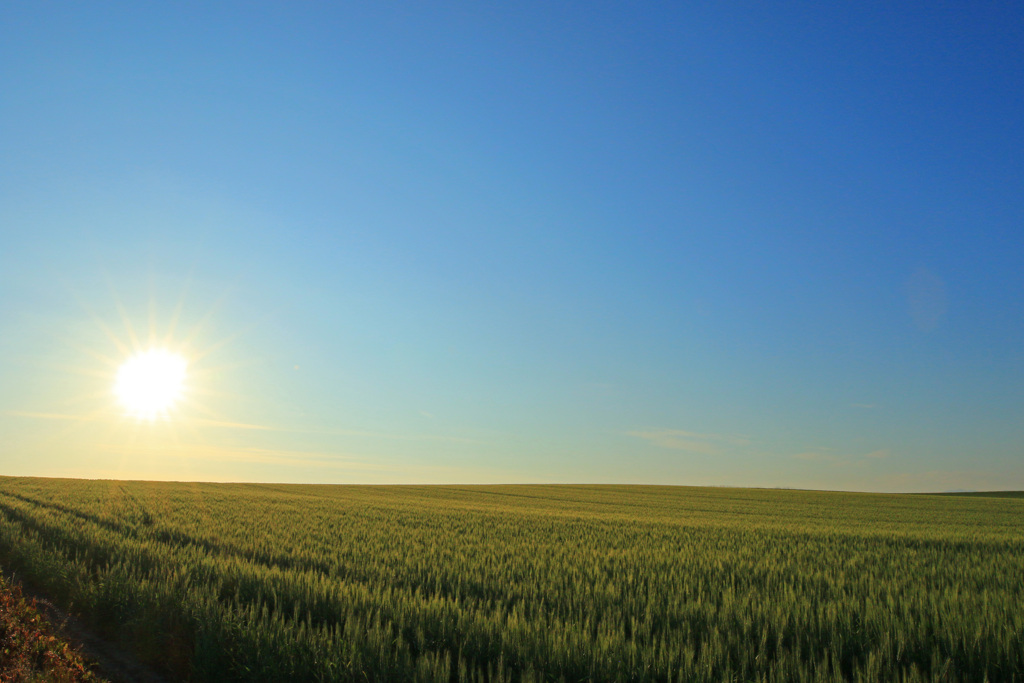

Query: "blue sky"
<box><xmin>1</xmin><ymin>3</ymin><xmax>1022</xmax><ymax>490</ymax></box>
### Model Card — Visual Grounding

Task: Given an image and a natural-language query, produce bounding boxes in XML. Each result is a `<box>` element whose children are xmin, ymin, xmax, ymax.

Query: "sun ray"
<box><xmin>163</xmin><ymin>268</ymin><xmax>195</xmax><ymax>347</ymax></box>
<box><xmin>57</xmin><ymin>273</ymin><xmax>284</xmax><ymax>453</ymax></box>
<box><xmin>177</xmin><ymin>286</ymin><xmax>235</xmax><ymax>351</ymax></box>
<box><xmin>70</xmin><ymin>290</ymin><xmax>134</xmax><ymax>358</ymax></box>
<box><xmin>148</xmin><ymin>274</ymin><xmax>158</xmax><ymax>349</ymax></box>
<box><xmin>103</xmin><ymin>272</ymin><xmax>143</xmax><ymax>353</ymax></box>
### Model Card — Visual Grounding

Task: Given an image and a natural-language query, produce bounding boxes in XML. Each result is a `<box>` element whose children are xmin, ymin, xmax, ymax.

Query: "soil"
<box><xmin>4</xmin><ymin>571</ymin><xmax>167</xmax><ymax>683</ymax></box>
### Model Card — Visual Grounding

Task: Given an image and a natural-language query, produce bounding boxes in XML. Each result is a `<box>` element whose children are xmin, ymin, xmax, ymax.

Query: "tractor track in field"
<box><xmin>4</xmin><ymin>569</ymin><xmax>166</xmax><ymax>683</ymax></box>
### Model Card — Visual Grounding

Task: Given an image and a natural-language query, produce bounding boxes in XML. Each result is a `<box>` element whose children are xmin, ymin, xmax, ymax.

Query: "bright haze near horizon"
<box><xmin>1</xmin><ymin>3</ymin><xmax>1022</xmax><ymax>492</ymax></box>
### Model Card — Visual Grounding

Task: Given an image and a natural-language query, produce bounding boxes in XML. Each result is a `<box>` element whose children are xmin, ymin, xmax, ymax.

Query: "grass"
<box><xmin>0</xmin><ymin>477</ymin><xmax>1020</xmax><ymax>681</ymax></box>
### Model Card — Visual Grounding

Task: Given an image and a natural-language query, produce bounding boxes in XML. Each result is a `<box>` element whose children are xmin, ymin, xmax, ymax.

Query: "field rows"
<box><xmin>0</xmin><ymin>478</ymin><xmax>1021</xmax><ymax>681</ymax></box>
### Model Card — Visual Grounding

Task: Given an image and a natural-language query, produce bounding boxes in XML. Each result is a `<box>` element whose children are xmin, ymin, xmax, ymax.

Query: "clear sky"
<box><xmin>1</xmin><ymin>3</ymin><xmax>1022</xmax><ymax>491</ymax></box>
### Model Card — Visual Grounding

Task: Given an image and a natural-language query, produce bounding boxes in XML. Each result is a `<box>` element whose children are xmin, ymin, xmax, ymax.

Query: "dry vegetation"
<box><xmin>0</xmin><ymin>571</ymin><xmax>102</xmax><ymax>682</ymax></box>
<box><xmin>0</xmin><ymin>477</ymin><xmax>1021</xmax><ymax>681</ymax></box>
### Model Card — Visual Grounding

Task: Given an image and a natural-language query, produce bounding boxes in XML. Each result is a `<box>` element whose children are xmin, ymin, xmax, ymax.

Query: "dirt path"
<box><xmin>4</xmin><ymin>571</ymin><xmax>167</xmax><ymax>683</ymax></box>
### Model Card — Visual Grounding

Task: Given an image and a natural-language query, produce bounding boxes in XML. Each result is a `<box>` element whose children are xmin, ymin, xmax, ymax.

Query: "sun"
<box><xmin>114</xmin><ymin>349</ymin><xmax>187</xmax><ymax>420</ymax></box>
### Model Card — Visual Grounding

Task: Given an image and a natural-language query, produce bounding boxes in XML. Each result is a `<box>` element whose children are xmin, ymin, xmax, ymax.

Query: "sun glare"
<box><xmin>115</xmin><ymin>349</ymin><xmax>187</xmax><ymax>420</ymax></box>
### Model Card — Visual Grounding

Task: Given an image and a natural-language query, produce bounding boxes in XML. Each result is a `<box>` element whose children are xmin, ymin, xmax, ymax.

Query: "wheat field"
<box><xmin>0</xmin><ymin>477</ymin><xmax>1020</xmax><ymax>681</ymax></box>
